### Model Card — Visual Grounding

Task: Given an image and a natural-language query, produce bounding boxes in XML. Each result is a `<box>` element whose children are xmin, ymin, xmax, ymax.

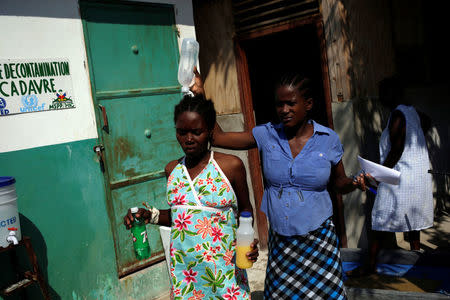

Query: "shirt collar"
<box><xmin>272</xmin><ymin>120</ymin><xmax>330</xmax><ymax>135</ymax></box>
<box><xmin>311</xmin><ymin>120</ymin><xmax>330</xmax><ymax>135</ymax></box>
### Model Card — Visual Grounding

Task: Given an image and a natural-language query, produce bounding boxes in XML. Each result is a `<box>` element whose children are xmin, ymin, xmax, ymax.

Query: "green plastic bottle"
<box><xmin>130</xmin><ymin>207</ymin><xmax>150</xmax><ymax>260</ymax></box>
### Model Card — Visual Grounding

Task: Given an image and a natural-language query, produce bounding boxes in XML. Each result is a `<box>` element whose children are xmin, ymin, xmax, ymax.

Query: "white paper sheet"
<box><xmin>357</xmin><ymin>155</ymin><xmax>401</xmax><ymax>185</ymax></box>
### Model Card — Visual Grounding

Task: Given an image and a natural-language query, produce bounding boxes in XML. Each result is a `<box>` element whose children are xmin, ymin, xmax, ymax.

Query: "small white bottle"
<box><xmin>177</xmin><ymin>38</ymin><xmax>199</xmax><ymax>95</ymax></box>
<box><xmin>236</xmin><ymin>211</ymin><xmax>254</xmax><ymax>269</ymax></box>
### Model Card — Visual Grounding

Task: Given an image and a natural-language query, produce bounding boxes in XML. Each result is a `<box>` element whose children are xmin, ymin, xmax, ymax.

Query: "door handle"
<box><xmin>93</xmin><ymin>144</ymin><xmax>105</xmax><ymax>173</ymax></box>
<box><xmin>98</xmin><ymin>104</ymin><xmax>109</xmax><ymax>134</ymax></box>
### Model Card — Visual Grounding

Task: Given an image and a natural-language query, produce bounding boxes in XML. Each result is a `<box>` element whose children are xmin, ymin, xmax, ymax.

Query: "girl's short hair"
<box><xmin>174</xmin><ymin>94</ymin><xmax>216</xmax><ymax>130</ymax></box>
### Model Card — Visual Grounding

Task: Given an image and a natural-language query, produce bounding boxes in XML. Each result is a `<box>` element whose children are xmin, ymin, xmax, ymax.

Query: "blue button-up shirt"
<box><xmin>253</xmin><ymin>120</ymin><xmax>344</xmax><ymax>236</ymax></box>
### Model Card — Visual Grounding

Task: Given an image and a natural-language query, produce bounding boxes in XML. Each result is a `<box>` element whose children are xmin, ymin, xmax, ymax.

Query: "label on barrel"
<box><xmin>0</xmin><ymin>216</ymin><xmax>16</xmax><ymax>227</ymax></box>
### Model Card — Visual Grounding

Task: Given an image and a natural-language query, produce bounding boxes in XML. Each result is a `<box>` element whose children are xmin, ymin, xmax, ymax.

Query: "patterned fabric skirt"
<box><xmin>264</xmin><ymin>218</ymin><xmax>347</xmax><ymax>299</ymax></box>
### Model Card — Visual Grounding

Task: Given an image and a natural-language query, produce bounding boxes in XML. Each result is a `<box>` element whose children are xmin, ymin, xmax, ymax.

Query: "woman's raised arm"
<box><xmin>212</xmin><ymin>123</ymin><xmax>257</xmax><ymax>150</ymax></box>
<box><xmin>191</xmin><ymin>67</ymin><xmax>257</xmax><ymax>150</ymax></box>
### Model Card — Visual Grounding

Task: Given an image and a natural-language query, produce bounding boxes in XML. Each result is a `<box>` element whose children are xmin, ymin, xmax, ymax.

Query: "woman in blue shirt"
<box><xmin>192</xmin><ymin>71</ymin><xmax>367</xmax><ymax>299</ymax></box>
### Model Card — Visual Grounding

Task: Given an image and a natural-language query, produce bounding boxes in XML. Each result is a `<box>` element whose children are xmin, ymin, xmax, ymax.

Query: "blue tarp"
<box><xmin>342</xmin><ymin>262</ymin><xmax>450</xmax><ymax>295</ymax></box>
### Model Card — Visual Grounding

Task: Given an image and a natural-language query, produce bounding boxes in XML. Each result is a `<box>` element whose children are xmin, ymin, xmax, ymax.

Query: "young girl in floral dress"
<box><xmin>124</xmin><ymin>95</ymin><xmax>259</xmax><ymax>300</ymax></box>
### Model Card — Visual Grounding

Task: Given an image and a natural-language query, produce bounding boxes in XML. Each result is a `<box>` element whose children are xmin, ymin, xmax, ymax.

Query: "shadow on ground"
<box><xmin>251</xmin><ymin>291</ymin><xmax>264</xmax><ymax>300</ymax></box>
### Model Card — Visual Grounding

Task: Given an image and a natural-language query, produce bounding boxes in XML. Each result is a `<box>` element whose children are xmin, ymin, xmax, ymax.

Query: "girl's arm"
<box><xmin>218</xmin><ymin>153</ymin><xmax>259</xmax><ymax>262</ymax></box>
<box><xmin>122</xmin><ymin>160</ymin><xmax>179</xmax><ymax>229</ymax></box>
<box><xmin>228</xmin><ymin>156</ymin><xmax>253</xmax><ymax>218</ymax></box>
<box><xmin>123</xmin><ymin>208</ymin><xmax>171</xmax><ymax>229</ymax></box>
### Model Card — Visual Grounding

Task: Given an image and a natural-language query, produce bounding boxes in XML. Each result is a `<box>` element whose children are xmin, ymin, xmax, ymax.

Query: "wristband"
<box><xmin>149</xmin><ymin>207</ymin><xmax>160</xmax><ymax>224</ymax></box>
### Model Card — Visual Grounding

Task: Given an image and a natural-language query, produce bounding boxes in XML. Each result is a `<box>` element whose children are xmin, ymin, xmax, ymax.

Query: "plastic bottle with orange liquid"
<box><xmin>236</xmin><ymin>211</ymin><xmax>254</xmax><ymax>269</ymax></box>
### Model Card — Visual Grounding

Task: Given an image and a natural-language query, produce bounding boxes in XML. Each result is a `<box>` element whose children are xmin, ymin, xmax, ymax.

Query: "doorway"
<box><xmin>243</xmin><ymin>24</ymin><xmax>329</xmax><ymax>127</ymax></box>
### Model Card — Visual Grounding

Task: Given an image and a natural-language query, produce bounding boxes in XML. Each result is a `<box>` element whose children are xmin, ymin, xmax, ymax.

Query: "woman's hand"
<box><xmin>352</xmin><ymin>173</ymin><xmax>367</xmax><ymax>191</ymax></box>
<box><xmin>123</xmin><ymin>208</ymin><xmax>151</xmax><ymax>229</ymax></box>
<box><xmin>190</xmin><ymin>66</ymin><xmax>204</xmax><ymax>96</ymax></box>
<box><xmin>231</xmin><ymin>239</ymin><xmax>260</xmax><ymax>263</ymax></box>
<box><xmin>352</xmin><ymin>173</ymin><xmax>377</xmax><ymax>191</ymax></box>
<box><xmin>246</xmin><ymin>239</ymin><xmax>260</xmax><ymax>263</ymax></box>
<box><xmin>364</xmin><ymin>173</ymin><xmax>378</xmax><ymax>188</ymax></box>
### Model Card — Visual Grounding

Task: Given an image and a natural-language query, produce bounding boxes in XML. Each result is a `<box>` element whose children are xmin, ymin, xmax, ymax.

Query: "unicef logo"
<box><xmin>21</xmin><ymin>94</ymin><xmax>39</xmax><ymax>108</ymax></box>
<box><xmin>0</xmin><ymin>97</ymin><xmax>6</xmax><ymax>109</ymax></box>
<box><xmin>20</xmin><ymin>95</ymin><xmax>45</xmax><ymax>113</ymax></box>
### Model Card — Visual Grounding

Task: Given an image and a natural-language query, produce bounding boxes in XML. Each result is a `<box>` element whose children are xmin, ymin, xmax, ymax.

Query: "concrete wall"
<box><xmin>0</xmin><ymin>0</ymin><xmax>195</xmax><ymax>299</ymax></box>
<box><xmin>0</xmin><ymin>140</ymin><xmax>171</xmax><ymax>300</ymax></box>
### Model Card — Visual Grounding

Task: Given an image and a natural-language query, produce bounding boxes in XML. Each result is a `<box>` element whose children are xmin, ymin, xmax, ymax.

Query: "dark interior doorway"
<box><xmin>242</xmin><ymin>24</ymin><xmax>329</xmax><ymax>127</ymax></box>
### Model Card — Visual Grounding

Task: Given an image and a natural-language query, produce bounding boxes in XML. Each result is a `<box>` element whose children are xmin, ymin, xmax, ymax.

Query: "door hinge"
<box><xmin>93</xmin><ymin>144</ymin><xmax>106</xmax><ymax>173</ymax></box>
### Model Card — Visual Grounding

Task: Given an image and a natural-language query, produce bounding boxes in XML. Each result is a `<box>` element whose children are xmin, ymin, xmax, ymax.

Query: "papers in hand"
<box><xmin>357</xmin><ymin>155</ymin><xmax>401</xmax><ymax>185</ymax></box>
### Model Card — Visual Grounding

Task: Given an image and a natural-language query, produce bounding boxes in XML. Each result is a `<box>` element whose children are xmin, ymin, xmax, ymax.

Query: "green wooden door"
<box><xmin>80</xmin><ymin>1</ymin><xmax>183</xmax><ymax>277</ymax></box>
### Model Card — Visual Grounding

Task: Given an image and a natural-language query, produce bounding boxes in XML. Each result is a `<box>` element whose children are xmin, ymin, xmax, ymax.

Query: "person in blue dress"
<box><xmin>192</xmin><ymin>70</ymin><xmax>368</xmax><ymax>299</ymax></box>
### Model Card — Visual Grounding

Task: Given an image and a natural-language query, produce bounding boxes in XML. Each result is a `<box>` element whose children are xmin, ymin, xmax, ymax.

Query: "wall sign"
<box><xmin>0</xmin><ymin>58</ymin><xmax>75</xmax><ymax>116</ymax></box>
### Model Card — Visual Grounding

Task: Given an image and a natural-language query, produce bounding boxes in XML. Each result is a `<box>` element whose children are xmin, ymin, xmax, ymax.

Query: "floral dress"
<box><xmin>167</xmin><ymin>151</ymin><xmax>250</xmax><ymax>300</ymax></box>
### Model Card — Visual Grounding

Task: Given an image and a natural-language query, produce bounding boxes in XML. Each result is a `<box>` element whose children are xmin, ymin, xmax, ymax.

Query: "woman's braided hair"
<box><xmin>275</xmin><ymin>72</ymin><xmax>313</xmax><ymax>100</ymax></box>
<box><xmin>174</xmin><ymin>94</ymin><xmax>216</xmax><ymax>130</ymax></box>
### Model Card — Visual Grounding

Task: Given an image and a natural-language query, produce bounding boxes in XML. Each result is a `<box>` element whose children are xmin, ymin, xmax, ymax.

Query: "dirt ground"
<box><xmin>344</xmin><ymin>273</ymin><xmax>443</xmax><ymax>293</ymax></box>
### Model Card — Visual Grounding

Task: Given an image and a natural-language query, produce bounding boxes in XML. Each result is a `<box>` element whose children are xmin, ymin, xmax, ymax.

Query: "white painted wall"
<box><xmin>0</xmin><ymin>0</ymin><xmax>195</xmax><ymax>153</ymax></box>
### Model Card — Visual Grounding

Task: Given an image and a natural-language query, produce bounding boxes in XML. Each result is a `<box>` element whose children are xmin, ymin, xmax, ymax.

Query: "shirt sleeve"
<box><xmin>329</xmin><ymin>133</ymin><xmax>344</xmax><ymax>165</ymax></box>
<box><xmin>252</xmin><ymin>123</ymin><xmax>269</xmax><ymax>150</ymax></box>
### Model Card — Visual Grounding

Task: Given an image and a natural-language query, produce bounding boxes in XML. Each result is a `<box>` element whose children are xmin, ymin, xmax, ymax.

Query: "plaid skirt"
<box><xmin>264</xmin><ymin>218</ymin><xmax>347</xmax><ymax>299</ymax></box>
